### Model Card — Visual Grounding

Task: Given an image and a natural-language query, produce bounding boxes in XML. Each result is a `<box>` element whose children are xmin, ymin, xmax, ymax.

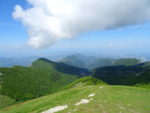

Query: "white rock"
<box><xmin>42</xmin><ymin>105</ymin><xmax>68</xmax><ymax>113</ymax></box>
<box><xmin>75</xmin><ymin>99</ymin><xmax>90</xmax><ymax>106</ymax></box>
<box><xmin>88</xmin><ymin>93</ymin><xmax>95</xmax><ymax>97</ymax></box>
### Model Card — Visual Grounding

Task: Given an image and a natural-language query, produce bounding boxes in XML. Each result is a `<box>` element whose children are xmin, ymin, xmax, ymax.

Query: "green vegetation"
<box><xmin>33</xmin><ymin>58</ymin><xmax>89</xmax><ymax>77</ymax></box>
<box><xmin>65</xmin><ymin>76</ymin><xmax>107</xmax><ymax>89</ymax></box>
<box><xmin>0</xmin><ymin>85</ymin><xmax>149</xmax><ymax>113</ymax></box>
<box><xmin>0</xmin><ymin>58</ymin><xmax>79</xmax><ymax>101</ymax></box>
<box><xmin>0</xmin><ymin>57</ymin><xmax>149</xmax><ymax>112</ymax></box>
<box><xmin>92</xmin><ymin>64</ymin><xmax>150</xmax><ymax>86</ymax></box>
<box><xmin>0</xmin><ymin>95</ymin><xmax>16</xmax><ymax>110</ymax></box>
<box><xmin>137</xmin><ymin>61</ymin><xmax>150</xmax><ymax>69</ymax></box>
<box><xmin>135</xmin><ymin>83</ymin><xmax>150</xmax><ymax>89</ymax></box>
<box><xmin>112</xmin><ymin>58</ymin><xmax>141</xmax><ymax>66</ymax></box>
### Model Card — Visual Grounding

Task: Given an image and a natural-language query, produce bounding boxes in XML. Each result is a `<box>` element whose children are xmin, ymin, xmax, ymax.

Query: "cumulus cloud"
<box><xmin>13</xmin><ymin>0</ymin><xmax>150</xmax><ymax>48</ymax></box>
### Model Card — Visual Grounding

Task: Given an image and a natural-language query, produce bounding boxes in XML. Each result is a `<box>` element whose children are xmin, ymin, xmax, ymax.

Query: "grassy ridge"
<box><xmin>65</xmin><ymin>76</ymin><xmax>107</xmax><ymax>89</ymax></box>
<box><xmin>0</xmin><ymin>85</ymin><xmax>149</xmax><ymax>113</ymax></box>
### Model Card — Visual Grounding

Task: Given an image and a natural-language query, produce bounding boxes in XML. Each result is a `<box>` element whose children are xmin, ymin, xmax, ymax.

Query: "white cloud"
<box><xmin>13</xmin><ymin>0</ymin><xmax>150</xmax><ymax>48</ymax></box>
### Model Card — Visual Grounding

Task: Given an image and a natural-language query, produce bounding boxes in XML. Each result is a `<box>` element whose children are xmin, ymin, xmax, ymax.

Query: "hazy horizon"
<box><xmin>1</xmin><ymin>0</ymin><xmax>150</xmax><ymax>58</ymax></box>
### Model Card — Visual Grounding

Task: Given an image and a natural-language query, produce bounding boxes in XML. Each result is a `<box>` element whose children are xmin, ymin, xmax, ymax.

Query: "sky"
<box><xmin>0</xmin><ymin>0</ymin><xmax>150</xmax><ymax>58</ymax></box>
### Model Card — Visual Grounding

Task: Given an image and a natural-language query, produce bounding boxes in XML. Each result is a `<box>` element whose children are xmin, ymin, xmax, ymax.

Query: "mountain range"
<box><xmin>0</xmin><ymin>57</ymin><xmax>150</xmax><ymax>112</ymax></box>
<box><xmin>60</xmin><ymin>54</ymin><xmax>141</xmax><ymax>70</ymax></box>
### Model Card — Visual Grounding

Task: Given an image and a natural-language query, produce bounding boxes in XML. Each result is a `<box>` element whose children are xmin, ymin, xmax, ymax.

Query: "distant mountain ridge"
<box><xmin>0</xmin><ymin>57</ymin><xmax>38</xmax><ymax>67</ymax></box>
<box><xmin>0</xmin><ymin>55</ymin><xmax>66</xmax><ymax>67</ymax></box>
<box><xmin>60</xmin><ymin>54</ymin><xmax>141</xmax><ymax>70</ymax></box>
<box><xmin>0</xmin><ymin>54</ymin><xmax>142</xmax><ymax>70</ymax></box>
<box><xmin>32</xmin><ymin>58</ymin><xmax>90</xmax><ymax>77</ymax></box>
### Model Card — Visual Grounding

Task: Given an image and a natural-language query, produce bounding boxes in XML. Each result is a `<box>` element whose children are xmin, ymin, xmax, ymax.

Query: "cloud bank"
<box><xmin>13</xmin><ymin>0</ymin><xmax>150</xmax><ymax>48</ymax></box>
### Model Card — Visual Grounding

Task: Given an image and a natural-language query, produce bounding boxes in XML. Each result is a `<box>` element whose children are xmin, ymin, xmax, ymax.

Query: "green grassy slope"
<box><xmin>0</xmin><ymin>85</ymin><xmax>149</xmax><ymax>113</ymax></box>
<box><xmin>0</xmin><ymin>95</ymin><xmax>16</xmax><ymax>110</ymax></box>
<box><xmin>0</xmin><ymin>58</ymin><xmax>79</xmax><ymax>101</ymax></box>
<box><xmin>135</xmin><ymin>83</ymin><xmax>150</xmax><ymax>89</ymax></box>
<box><xmin>65</xmin><ymin>76</ymin><xmax>107</xmax><ymax>89</ymax></box>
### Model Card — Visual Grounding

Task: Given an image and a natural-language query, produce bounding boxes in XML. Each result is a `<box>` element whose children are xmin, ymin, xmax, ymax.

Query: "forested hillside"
<box><xmin>33</xmin><ymin>58</ymin><xmax>89</xmax><ymax>77</ymax></box>
<box><xmin>92</xmin><ymin>62</ymin><xmax>150</xmax><ymax>86</ymax></box>
<box><xmin>0</xmin><ymin>58</ymin><xmax>83</xmax><ymax>102</ymax></box>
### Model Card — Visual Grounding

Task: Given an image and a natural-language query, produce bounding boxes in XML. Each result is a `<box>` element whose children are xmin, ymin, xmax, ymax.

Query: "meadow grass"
<box><xmin>0</xmin><ymin>95</ymin><xmax>16</xmax><ymax>109</ymax></box>
<box><xmin>0</xmin><ymin>85</ymin><xmax>150</xmax><ymax>113</ymax></box>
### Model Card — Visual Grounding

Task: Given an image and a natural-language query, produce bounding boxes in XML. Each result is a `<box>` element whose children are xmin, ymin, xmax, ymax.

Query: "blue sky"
<box><xmin>0</xmin><ymin>0</ymin><xmax>28</xmax><ymax>46</ymax></box>
<box><xmin>0</xmin><ymin>0</ymin><xmax>150</xmax><ymax>58</ymax></box>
